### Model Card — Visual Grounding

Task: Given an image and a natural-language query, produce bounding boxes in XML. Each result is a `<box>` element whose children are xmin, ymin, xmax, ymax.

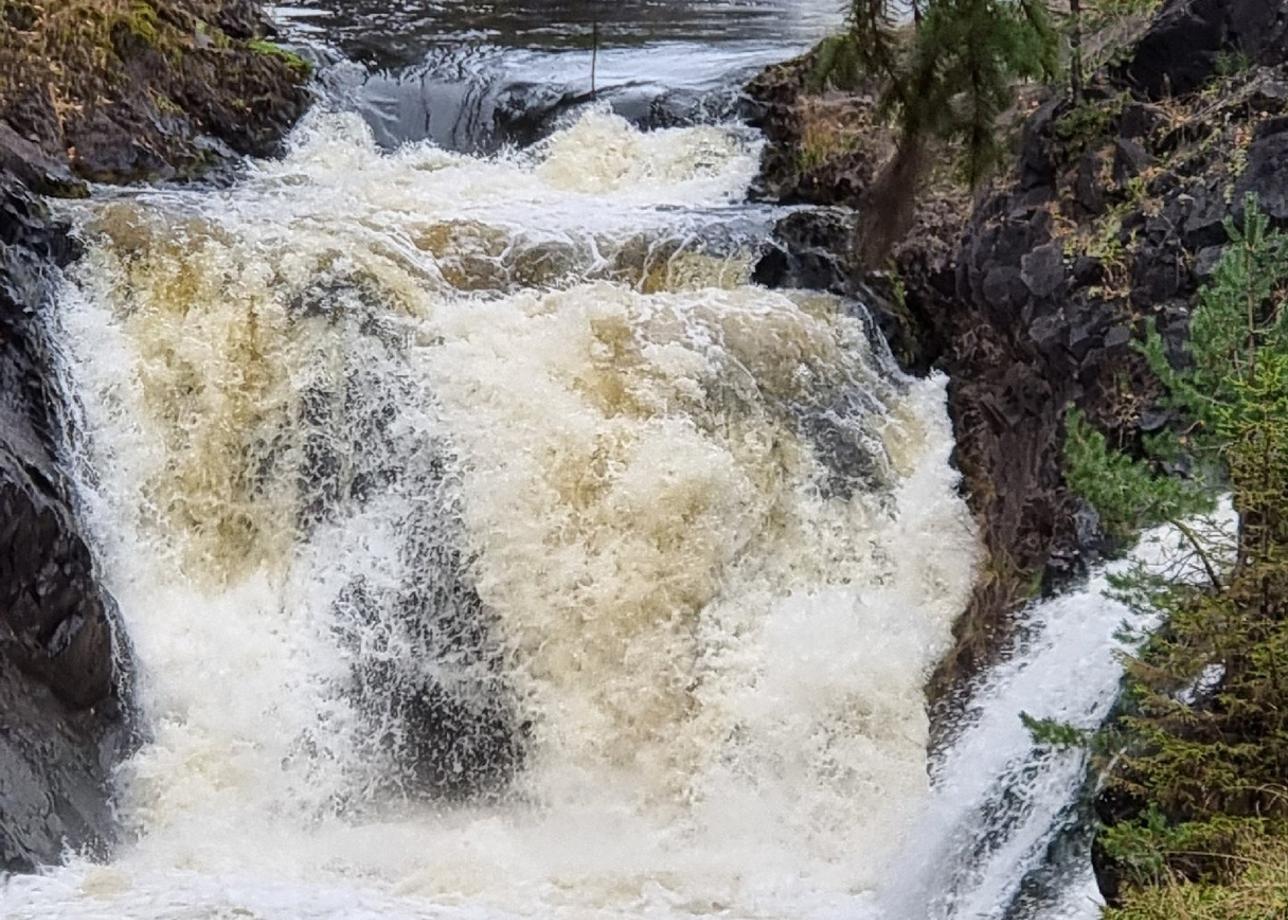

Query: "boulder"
<box><xmin>1126</xmin><ymin>0</ymin><xmax>1288</xmax><ymax>98</ymax></box>
<box><xmin>1232</xmin><ymin>123</ymin><xmax>1288</xmax><ymax>220</ymax></box>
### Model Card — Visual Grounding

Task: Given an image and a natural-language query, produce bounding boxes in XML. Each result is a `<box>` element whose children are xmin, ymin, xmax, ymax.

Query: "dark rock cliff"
<box><xmin>0</xmin><ymin>176</ymin><xmax>131</xmax><ymax>873</ymax></box>
<box><xmin>749</xmin><ymin>0</ymin><xmax>1288</xmax><ymax>713</ymax></box>
<box><xmin>935</xmin><ymin>0</ymin><xmax>1288</xmax><ymax>704</ymax></box>
<box><xmin>0</xmin><ymin>0</ymin><xmax>309</xmax><ymax>872</ymax></box>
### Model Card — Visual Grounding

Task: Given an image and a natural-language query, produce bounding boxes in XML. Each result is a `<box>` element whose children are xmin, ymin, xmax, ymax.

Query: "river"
<box><xmin>0</xmin><ymin>3</ymin><xmax>1129</xmax><ymax>918</ymax></box>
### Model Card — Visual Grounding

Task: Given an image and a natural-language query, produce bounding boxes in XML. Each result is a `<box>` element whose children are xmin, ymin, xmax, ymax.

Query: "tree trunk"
<box><xmin>854</xmin><ymin>135</ymin><xmax>929</xmax><ymax>270</ymax></box>
<box><xmin>1069</xmin><ymin>0</ymin><xmax>1084</xmax><ymax>102</ymax></box>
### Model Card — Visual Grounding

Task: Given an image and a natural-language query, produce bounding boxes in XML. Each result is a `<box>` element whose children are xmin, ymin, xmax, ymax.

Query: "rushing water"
<box><xmin>281</xmin><ymin>0</ymin><xmax>845</xmax><ymax>152</ymax></box>
<box><xmin>5</xmin><ymin>106</ymin><xmax>981</xmax><ymax>919</ymax></box>
<box><xmin>0</xmin><ymin>4</ymin><xmax>1167</xmax><ymax>918</ymax></box>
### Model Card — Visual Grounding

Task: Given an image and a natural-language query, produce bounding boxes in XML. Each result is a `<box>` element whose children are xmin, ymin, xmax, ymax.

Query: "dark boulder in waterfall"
<box><xmin>0</xmin><ymin>176</ymin><xmax>133</xmax><ymax>872</ymax></box>
<box><xmin>288</xmin><ymin>297</ymin><xmax>527</xmax><ymax>803</ymax></box>
<box><xmin>336</xmin><ymin>561</ymin><xmax>526</xmax><ymax>802</ymax></box>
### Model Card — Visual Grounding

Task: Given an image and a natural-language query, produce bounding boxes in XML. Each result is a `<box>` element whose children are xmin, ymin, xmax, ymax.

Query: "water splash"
<box><xmin>0</xmin><ymin>109</ymin><xmax>983</xmax><ymax>920</ymax></box>
<box><xmin>877</xmin><ymin>507</ymin><xmax>1237</xmax><ymax>920</ymax></box>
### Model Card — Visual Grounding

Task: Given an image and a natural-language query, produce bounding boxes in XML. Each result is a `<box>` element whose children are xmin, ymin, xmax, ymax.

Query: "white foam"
<box><xmin>6</xmin><ymin>111</ymin><xmax>979</xmax><ymax>919</ymax></box>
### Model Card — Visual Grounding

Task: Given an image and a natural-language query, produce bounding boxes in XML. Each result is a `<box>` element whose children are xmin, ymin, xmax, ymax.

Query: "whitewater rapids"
<box><xmin>0</xmin><ymin>110</ymin><xmax>982</xmax><ymax>919</ymax></box>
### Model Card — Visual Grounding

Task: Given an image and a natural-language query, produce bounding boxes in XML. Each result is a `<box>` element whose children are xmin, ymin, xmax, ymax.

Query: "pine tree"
<box><xmin>1066</xmin><ymin>197</ymin><xmax>1288</xmax><ymax>914</ymax></box>
<box><xmin>819</xmin><ymin>0</ymin><xmax>1061</xmax><ymax>265</ymax></box>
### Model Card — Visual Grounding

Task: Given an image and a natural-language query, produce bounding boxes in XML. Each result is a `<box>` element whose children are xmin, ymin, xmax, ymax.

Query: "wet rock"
<box><xmin>754</xmin><ymin>208</ymin><xmax>860</xmax><ymax>294</ymax></box>
<box><xmin>335</xmin><ymin>558</ymin><xmax>525</xmax><ymax>801</ymax></box>
<box><xmin>0</xmin><ymin>125</ymin><xmax>87</xmax><ymax>199</ymax></box>
<box><xmin>0</xmin><ymin>177</ymin><xmax>132</xmax><ymax>872</ymax></box>
<box><xmin>1091</xmin><ymin>781</ymin><xmax>1145</xmax><ymax>907</ymax></box>
<box><xmin>289</xmin><ymin>337</ymin><xmax>527</xmax><ymax>801</ymax></box>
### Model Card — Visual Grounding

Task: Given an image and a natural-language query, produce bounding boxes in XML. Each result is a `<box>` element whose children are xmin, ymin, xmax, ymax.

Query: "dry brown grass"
<box><xmin>1108</xmin><ymin>840</ymin><xmax>1288</xmax><ymax>920</ymax></box>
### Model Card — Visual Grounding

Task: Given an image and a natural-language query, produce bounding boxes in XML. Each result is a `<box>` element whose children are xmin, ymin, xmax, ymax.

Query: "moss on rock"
<box><xmin>0</xmin><ymin>0</ymin><xmax>311</xmax><ymax>187</ymax></box>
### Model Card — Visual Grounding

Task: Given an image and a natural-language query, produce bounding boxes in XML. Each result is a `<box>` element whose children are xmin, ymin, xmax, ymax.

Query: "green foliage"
<box><xmin>905</xmin><ymin>0</ymin><xmax>1060</xmax><ymax>184</ymax></box>
<box><xmin>1053</xmin><ymin>93</ymin><xmax>1128</xmax><ymax>155</ymax></box>
<box><xmin>123</xmin><ymin>1</ymin><xmax>159</xmax><ymax>45</ymax></box>
<box><xmin>1106</xmin><ymin>836</ymin><xmax>1288</xmax><ymax>920</ymax></box>
<box><xmin>1077</xmin><ymin>197</ymin><xmax>1288</xmax><ymax>910</ymax></box>
<box><xmin>794</xmin><ymin>112</ymin><xmax>861</xmax><ymax>172</ymax></box>
<box><xmin>805</xmin><ymin>32</ymin><xmax>868</xmax><ymax>93</ymax></box>
<box><xmin>1020</xmin><ymin>712</ymin><xmax>1088</xmax><ymax>748</ymax></box>
<box><xmin>1213</xmin><ymin>49</ymin><xmax>1253</xmax><ymax>79</ymax></box>
<box><xmin>1101</xmin><ymin>809</ymin><xmax>1274</xmax><ymax>884</ymax></box>
<box><xmin>1064</xmin><ymin>409</ymin><xmax>1208</xmax><ymax>541</ymax></box>
<box><xmin>248</xmin><ymin>39</ymin><xmax>311</xmax><ymax>77</ymax></box>
<box><xmin>813</xmin><ymin>0</ymin><xmax>1060</xmax><ymax>186</ymax></box>
<box><xmin>1088</xmin><ymin>0</ymin><xmax>1163</xmax><ymax>18</ymax></box>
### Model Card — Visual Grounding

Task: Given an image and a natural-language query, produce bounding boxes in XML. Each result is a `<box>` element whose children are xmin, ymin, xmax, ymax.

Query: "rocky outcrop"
<box><xmin>0</xmin><ymin>0</ymin><xmax>311</xmax><ymax>186</ymax></box>
<box><xmin>746</xmin><ymin>54</ymin><xmax>971</xmax><ymax>375</ymax></box>
<box><xmin>0</xmin><ymin>0</ymin><xmax>311</xmax><ymax>872</ymax></box>
<box><xmin>930</xmin><ymin>0</ymin><xmax>1288</xmax><ymax>701</ymax></box>
<box><xmin>749</xmin><ymin>0</ymin><xmax>1288</xmax><ymax>710</ymax></box>
<box><xmin>746</xmin><ymin>57</ymin><xmax>894</xmax><ymax>210</ymax></box>
<box><xmin>1125</xmin><ymin>0</ymin><xmax>1288</xmax><ymax>98</ymax></box>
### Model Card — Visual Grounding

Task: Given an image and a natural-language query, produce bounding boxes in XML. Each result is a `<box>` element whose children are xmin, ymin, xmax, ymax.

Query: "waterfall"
<box><xmin>2</xmin><ymin>110</ymin><xmax>984</xmax><ymax>919</ymax></box>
